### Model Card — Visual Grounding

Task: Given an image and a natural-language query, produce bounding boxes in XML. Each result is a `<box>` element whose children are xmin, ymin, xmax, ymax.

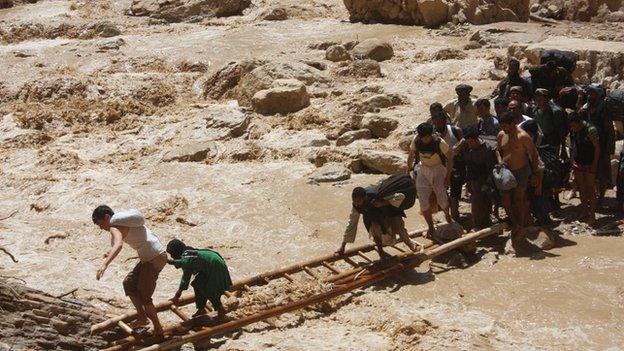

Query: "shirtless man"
<box><xmin>496</xmin><ymin>112</ymin><xmax>540</xmax><ymax>252</ymax></box>
<box><xmin>92</xmin><ymin>206</ymin><xmax>167</xmax><ymax>335</ymax></box>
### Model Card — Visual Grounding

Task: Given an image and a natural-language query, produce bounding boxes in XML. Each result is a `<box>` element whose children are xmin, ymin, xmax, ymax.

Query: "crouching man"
<box><xmin>92</xmin><ymin>206</ymin><xmax>167</xmax><ymax>335</ymax></box>
<box><xmin>336</xmin><ymin>174</ymin><xmax>421</xmax><ymax>259</ymax></box>
<box><xmin>167</xmin><ymin>239</ymin><xmax>232</xmax><ymax>320</ymax></box>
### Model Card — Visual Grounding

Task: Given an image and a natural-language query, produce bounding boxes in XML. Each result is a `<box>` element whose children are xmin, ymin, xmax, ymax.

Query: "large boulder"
<box><xmin>419</xmin><ymin>0</ymin><xmax>449</xmax><ymax>27</ymax></box>
<box><xmin>309</xmin><ymin>162</ymin><xmax>352</xmax><ymax>182</ymax></box>
<box><xmin>326</xmin><ymin>45</ymin><xmax>351</xmax><ymax>62</ymax></box>
<box><xmin>128</xmin><ymin>0</ymin><xmax>251</xmax><ymax>22</ymax></box>
<box><xmin>360</xmin><ymin>150</ymin><xmax>407</xmax><ymax>174</ymax></box>
<box><xmin>252</xmin><ymin>79</ymin><xmax>310</xmax><ymax>115</ymax></box>
<box><xmin>360</xmin><ymin>114</ymin><xmax>399</xmax><ymax>138</ymax></box>
<box><xmin>351</xmin><ymin>39</ymin><xmax>394</xmax><ymax>62</ymax></box>
<box><xmin>336</xmin><ymin>129</ymin><xmax>372</xmax><ymax>146</ymax></box>
<box><xmin>343</xmin><ymin>0</ymin><xmax>529</xmax><ymax>26</ymax></box>
<box><xmin>201</xmin><ymin>60</ymin><xmax>328</xmax><ymax>106</ymax></box>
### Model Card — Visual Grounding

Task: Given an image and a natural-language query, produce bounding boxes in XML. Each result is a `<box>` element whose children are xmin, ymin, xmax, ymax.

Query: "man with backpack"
<box><xmin>336</xmin><ymin>174</ymin><xmax>421</xmax><ymax>258</ymax></box>
<box><xmin>531</xmin><ymin>88</ymin><xmax>567</xmax><ymax>158</ymax></box>
<box><xmin>407</xmin><ymin>122</ymin><xmax>455</xmax><ymax>238</ymax></box>
<box><xmin>492</xmin><ymin>58</ymin><xmax>532</xmax><ymax>100</ymax></box>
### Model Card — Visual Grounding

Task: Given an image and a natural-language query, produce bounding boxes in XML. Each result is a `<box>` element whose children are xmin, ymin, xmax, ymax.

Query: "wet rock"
<box><xmin>360</xmin><ymin>150</ymin><xmax>407</xmax><ymax>174</ymax></box>
<box><xmin>326</xmin><ymin>45</ymin><xmax>351</xmax><ymax>62</ymax></box>
<box><xmin>201</xmin><ymin>60</ymin><xmax>328</xmax><ymax>106</ymax></box>
<box><xmin>128</xmin><ymin>0</ymin><xmax>251</xmax><ymax>22</ymax></box>
<box><xmin>525</xmin><ymin>226</ymin><xmax>556</xmax><ymax>250</ymax></box>
<box><xmin>204</xmin><ymin>104</ymin><xmax>250</xmax><ymax>138</ymax></box>
<box><xmin>335</xmin><ymin>59</ymin><xmax>382</xmax><ymax>78</ymax></box>
<box><xmin>97</xmin><ymin>38</ymin><xmax>125</xmax><ymax>51</ymax></box>
<box><xmin>176</xmin><ymin>60</ymin><xmax>209</xmax><ymax>72</ymax></box>
<box><xmin>88</xmin><ymin>21</ymin><xmax>121</xmax><ymax>38</ymax></box>
<box><xmin>343</xmin><ymin>0</ymin><xmax>529</xmax><ymax>26</ymax></box>
<box><xmin>301</xmin><ymin>60</ymin><xmax>327</xmax><ymax>71</ymax></box>
<box><xmin>260</xmin><ymin>6</ymin><xmax>288</xmax><ymax>21</ymax></box>
<box><xmin>429</xmin><ymin>47</ymin><xmax>467</xmax><ymax>60</ymax></box>
<box><xmin>351</xmin><ymin>39</ymin><xmax>394</xmax><ymax>62</ymax></box>
<box><xmin>419</xmin><ymin>0</ymin><xmax>449</xmax><ymax>27</ymax></box>
<box><xmin>310</xmin><ymin>163</ymin><xmax>351</xmax><ymax>183</ymax></box>
<box><xmin>336</xmin><ymin>129</ymin><xmax>372</xmax><ymax>146</ymax></box>
<box><xmin>252</xmin><ymin>79</ymin><xmax>310</xmax><ymax>115</ymax></box>
<box><xmin>464</xmin><ymin>41</ymin><xmax>482</xmax><ymax>50</ymax></box>
<box><xmin>360</xmin><ymin>114</ymin><xmax>399</xmax><ymax>138</ymax></box>
<box><xmin>0</xmin><ymin>0</ymin><xmax>12</xmax><ymax>8</ymax></box>
<box><xmin>350</xmin><ymin>94</ymin><xmax>405</xmax><ymax>114</ymax></box>
<box><xmin>162</xmin><ymin>141</ymin><xmax>217</xmax><ymax>162</ymax></box>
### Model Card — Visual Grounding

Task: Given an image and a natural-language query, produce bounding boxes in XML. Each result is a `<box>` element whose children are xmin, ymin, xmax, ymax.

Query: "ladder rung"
<box><xmin>283</xmin><ymin>273</ymin><xmax>296</xmax><ymax>282</ymax></box>
<box><xmin>117</xmin><ymin>321</ymin><xmax>133</xmax><ymax>335</ymax></box>
<box><xmin>391</xmin><ymin>245</ymin><xmax>406</xmax><ymax>253</ymax></box>
<box><xmin>343</xmin><ymin>257</ymin><xmax>359</xmax><ymax>267</ymax></box>
<box><xmin>321</xmin><ymin>261</ymin><xmax>341</xmax><ymax>274</ymax></box>
<box><xmin>170</xmin><ymin>305</ymin><xmax>190</xmax><ymax>322</ymax></box>
<box><xmin>357</xmin><ymin>251</ymin><xmax>373</xmax><ymax>263</ymax></box>
<box><xmin>303</xmin><ymin>266</ymin><xmax>321</xmax><ymax>280</ymax></box>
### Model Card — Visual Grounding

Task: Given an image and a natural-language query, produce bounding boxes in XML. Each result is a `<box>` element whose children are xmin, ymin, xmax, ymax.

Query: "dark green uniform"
<box><xmin>173</xmin><ymin>250</ymin><xmax>232</xmax><ymax>310</ymax></box>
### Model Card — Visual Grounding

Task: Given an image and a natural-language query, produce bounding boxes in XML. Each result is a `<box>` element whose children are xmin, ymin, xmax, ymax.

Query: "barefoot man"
<box><xmin>92</xmin><ymin>206</ymin><xmax>167</xmax><ymax>334</ymax></box>
<box><xmin>407</xmin><ymin>122</ymin><xmax>454</xmax><ymax>238</ymax></box>
<box><xmin>496</xmin><ymin>112</ymin><xmax>540</xmax><ymax>251</ymax></box>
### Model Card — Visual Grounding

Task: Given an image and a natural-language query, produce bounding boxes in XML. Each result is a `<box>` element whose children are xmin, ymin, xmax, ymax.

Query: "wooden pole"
<box><xmin>105</xmin><ymin>225</ymin><xmax>504</xmax><ymax>351</ymax></box>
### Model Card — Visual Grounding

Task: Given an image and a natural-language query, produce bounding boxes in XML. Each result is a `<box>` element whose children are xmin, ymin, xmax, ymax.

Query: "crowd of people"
<box><xmin>339</xmin><ymin>55</ymin><xmax>622</xmax><ymax>257</ymax></box>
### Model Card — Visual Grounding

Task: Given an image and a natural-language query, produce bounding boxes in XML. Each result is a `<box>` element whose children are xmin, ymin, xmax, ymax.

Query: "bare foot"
<box><xmin>424</xmin><ymin>228</ymin><xmax>435</xmax><ymax>239</ymax></box>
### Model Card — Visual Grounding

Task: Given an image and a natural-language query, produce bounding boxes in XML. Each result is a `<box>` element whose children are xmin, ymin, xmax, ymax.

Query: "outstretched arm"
<box><xmin>96</xmin><ymin>227</ymin><xmax>123</xmax><ymax>280</ymax></box>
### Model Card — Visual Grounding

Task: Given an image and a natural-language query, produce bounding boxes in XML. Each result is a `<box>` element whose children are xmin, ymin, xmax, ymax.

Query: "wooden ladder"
<box><xmin>93</xmin><ymin>224</ymin><xmax>506</xmax><ymax>351</ymax></box>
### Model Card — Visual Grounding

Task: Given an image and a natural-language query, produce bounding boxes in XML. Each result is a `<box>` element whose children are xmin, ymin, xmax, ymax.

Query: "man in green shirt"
<box><xmin>167</xmin><ymin>239</ymin><xmax>232</xmax><ymax>319</ymax></box>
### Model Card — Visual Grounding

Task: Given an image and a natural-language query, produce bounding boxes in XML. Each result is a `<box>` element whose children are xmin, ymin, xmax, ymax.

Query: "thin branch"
<box><xmin>0</xmin><ymin>247</ymin><xmax>18</xmax><ymax>263</ymax></box>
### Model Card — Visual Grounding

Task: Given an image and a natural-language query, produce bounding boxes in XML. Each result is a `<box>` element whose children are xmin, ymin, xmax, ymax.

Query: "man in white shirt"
<box><xmin>92</xmin><ymin>205</ymin><xmax>167</xmax><ymax>335</ymax></box>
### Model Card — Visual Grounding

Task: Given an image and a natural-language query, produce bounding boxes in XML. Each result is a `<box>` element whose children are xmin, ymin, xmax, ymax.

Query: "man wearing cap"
<box><xmin>531</xmin><ymin>88</ymin><xmax>567</xmax><ymax>157</ymax></box>
<box><xmin>492</xmin><ymin>58</ymin><xmax>532</xmax><ymax>100</ymax></box>
<box><xmin>444</xmin><ymin>84</ymin><xmax>478</xmax><ymax>129</ymax></box>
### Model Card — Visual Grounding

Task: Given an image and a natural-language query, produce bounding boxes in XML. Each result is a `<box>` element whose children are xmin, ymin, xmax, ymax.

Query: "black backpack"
<box><xmin>373</xmin><ymin>174</ymin><xmax>417</xmax><ymax>211</ymax></box>
<box><xmin>606</xmin><ymin>89</ymin><xmax>624</xmax><ymax>122</ymax></box>
<box><xmin>540</xmin><ymin>49</ymin><xmax>577</xmax><ymax>73</ymax></box>
<box><xmin>538</xmin><ymin>145</ymin><xmax>564</xmax><ymax>190</ymax></box>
